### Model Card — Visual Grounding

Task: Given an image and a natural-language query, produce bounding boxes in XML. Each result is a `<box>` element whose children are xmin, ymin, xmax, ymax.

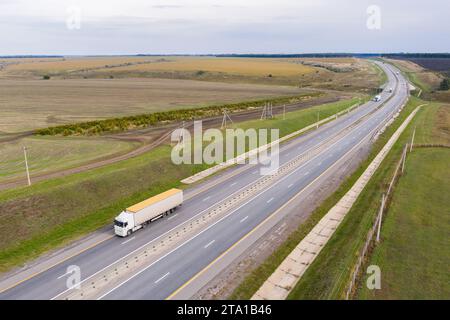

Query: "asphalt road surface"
<box><xmin>0</xmin><ymin>61</ymin><xmax>408</xmax><ymax>300</ymax></box>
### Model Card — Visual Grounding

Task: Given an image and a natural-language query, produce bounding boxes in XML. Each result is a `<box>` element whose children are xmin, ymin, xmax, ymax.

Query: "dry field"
<box><xmin>0</xmin><ymin>77</ymin><xmax>303</xmax><ymax>133</ymax></box>
<box><xmin>386</xmin><ymin>58</ymin><xmax>450</xmax><ymax>102</ymax></box>
<box><xmin>0</xmin><ymin>56</ymin><xmax>382</xmax><ymax>92</ymax></box>
<box><xmin>1</xmin><ymin>56</ymin><xmax>314</xmax><ymax>78</ymax></box>
<box><xmin>0</xmin><ymin>56</ymin><xmax>154</xmax><ymax>78</ymax></box>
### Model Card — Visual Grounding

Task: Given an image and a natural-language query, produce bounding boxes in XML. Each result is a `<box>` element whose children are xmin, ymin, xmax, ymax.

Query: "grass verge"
<box><xmin>357</xmin><ymin>147</ymin><xmax>450</xmax><ymax>299</ymax></box>
<box><xmin>286</xmin><ymin>101</ymin><xmax>448</xmax><ymax>299</ymax></box>
<box><xmin>229</xmin><ymin>96</ymin><xmax>427</xmax><ymax>299</ymax></box>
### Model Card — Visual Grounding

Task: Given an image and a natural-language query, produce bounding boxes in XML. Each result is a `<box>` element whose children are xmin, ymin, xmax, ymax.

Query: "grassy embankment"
<box><xmin>387</xmin><ymin>58</ymin><xmax>450</xmax><ymax>103</ymax></box>
<box><xmin>0</xmin><ymin>98</ymin><xmax>358</xmax><ymax>273</ymax></box>
<box><xmin>229</xmin><ymin>96</ymin><xmax>427</xmax><ymax>299</ymax></box>
<box><xmin>357</xmin><ymin>104</ymin><xmax>450</xmax><ymax>299</ymax></box>
<box><xmin>0</xmin><ymin>136</ymin><xmax>138</xmax><ymax>183</ymax></box>
<box><xmin>286</xmin><ymin>101</ymin><xmax>449</xmax><ymax>299</ymax></box>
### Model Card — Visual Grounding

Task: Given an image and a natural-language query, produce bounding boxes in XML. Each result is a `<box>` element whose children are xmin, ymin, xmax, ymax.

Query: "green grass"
<box><xmin>0</xmin><ymin>97</ymin><xmax>358</xmax><ymax>273</ymax></box>
<box><xmin>229</xmin><ymin>96</ymin><xmax>426</xmax><ymax>299</ymax></box>
<box><xmin>286</xmin><ymin>101</ymin><xmax>448</xmax><ymax>299</ymax></box>
<box><xmin>357</xmin><ymin>148</ymin><xmax>450</xmax><ymax>299</ymax></box>
<box><xmin>0</xmin><ymin>136</ymin><xmax>138</xmax><ymax>183</ymax></box>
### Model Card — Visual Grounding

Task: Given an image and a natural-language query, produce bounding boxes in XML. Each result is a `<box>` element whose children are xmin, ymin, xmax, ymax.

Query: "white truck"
<box><xmin>114</xmin><ymin>188</ymin><xmax>183</xmax><ymax>237</ymax></box>
<box><xmin>373</xmin><ymin>95</ymin><xmax>382</xmax><ymax>102</ymax></box>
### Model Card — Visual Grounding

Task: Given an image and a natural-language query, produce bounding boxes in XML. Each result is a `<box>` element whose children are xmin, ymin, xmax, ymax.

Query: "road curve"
<box><xmin>0</xmin><ymin>61</ymin><xmax>408</xmax><ymax>300</ymax></box>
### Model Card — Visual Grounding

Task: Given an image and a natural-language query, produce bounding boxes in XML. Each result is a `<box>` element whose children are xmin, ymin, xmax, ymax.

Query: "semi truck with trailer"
<box><xmin>114</xmin><ymin>188</ymin><xmax>183</xmax><ymax>237</ymax></box>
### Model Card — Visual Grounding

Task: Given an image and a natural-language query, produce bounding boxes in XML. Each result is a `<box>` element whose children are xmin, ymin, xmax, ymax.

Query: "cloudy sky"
<box><xmin>0</xmin><ymin>0</ymin><xmax>448</xmax><ymax>55</ymax></box>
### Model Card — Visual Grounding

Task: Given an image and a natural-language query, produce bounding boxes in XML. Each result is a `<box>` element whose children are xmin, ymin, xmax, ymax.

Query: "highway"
<box><xmin>0</xmin><ymin>61</ymin><xmax>409</xmax><ymax>300</ymax></box>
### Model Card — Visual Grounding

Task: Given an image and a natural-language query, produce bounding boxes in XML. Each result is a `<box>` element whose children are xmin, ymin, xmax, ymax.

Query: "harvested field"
<box><xmin>0</xmin><ymin>77</ymin><xmax>303</xmax><ymax>133</ymax></box>
<box><xmin>0</xmin><ymin>56</ymin><xmax>383</xmax><ymax>93</ymax></box>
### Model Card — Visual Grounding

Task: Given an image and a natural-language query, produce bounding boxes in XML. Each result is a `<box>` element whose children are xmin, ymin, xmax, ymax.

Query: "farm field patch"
<box><xmin>0</xmin><ymin>77</ymin><xmax>303</xmax><ymax>133</ymax></box>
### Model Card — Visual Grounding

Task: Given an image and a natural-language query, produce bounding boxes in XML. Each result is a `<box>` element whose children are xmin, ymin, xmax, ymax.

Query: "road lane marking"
<box><xmin>202</xmin><ymin>196</ymin><xmax>211</xmax><ymax>202</ymax></box>
<box><xmin>57</xmin><ymin>271</ymin><xmax>70</xmax><ymax>280</ymax></box>
<box><xmin>240</xmin><ymin>216</ymin><xmax>249</xmax><ymax>223</ymax></box>
<box><xmin>154</xmin><ymin>272</ymin><xmax>170</xmax><ymax>284</ymax></box>
<box><xmin>0</xmin><ymin>234</ymin><xmax>115</xmax><ymax>296</ymax></box>
<box><xmin>230</xmin><ymin>182</ymin><xmax>237</xmax><ymax>187</ymax></box>
<box><xmin>74</xmin><ymin>81</ymin><xmax>404</xmax><ymax>300</ymax></box>
<box><xmin>204</xmin><ymin>240</ymin><xmax>216</xmax><ymax>249</ymax></box>
<box><xmin>304</xmin><ymin>171</ymin><xmax>310</xmax><ymax>176</ymax></box>
<box><xmin>266</xmin><ymin>197</ymin><xmax>274</xmax><ymax>204</ymax></box>
<box><xmin>165</xmin><ymin>100</ymin><xmax>400</xmax><ymax>299</ymax></box>
<box><xmin>121</xmin><ymin>236</ymin><xmax>135</xmax><ymax>245</ymax></box>
<box><xmin>288</xmin><ymin>183</ymin><xmax>293</xmax><ymax>188</ymax></box>
<box><xmin>167</xmin><ymin>214</ymin><xmax>178</xmax><ymax>221</ymax></box>
<box><xmin>5</xmin><ymin>79</ymin><xmax>399</xmax><ymax>297</ymax></box>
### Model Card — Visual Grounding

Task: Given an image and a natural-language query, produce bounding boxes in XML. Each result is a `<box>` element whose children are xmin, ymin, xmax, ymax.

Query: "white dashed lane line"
<box><xmin>154</xmin><ymin>272</ymin><xmax>170</xmax><ymax>284</ymax></box>
<box><xmin>121</xmin><ymin>236</ymin><xmax>135</xmax><ymax>245</ymax></box>
<box><xmin>204</xmin><ymin>240</ymin><xmax>216</xmax><ymax>249</ymax></box>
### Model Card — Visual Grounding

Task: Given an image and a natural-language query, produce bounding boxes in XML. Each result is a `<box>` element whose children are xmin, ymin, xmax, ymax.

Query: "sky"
<box><xmin>0</xmin><ymin>0</ymin><xmax>448</xmax><ymax>55</ymax></box>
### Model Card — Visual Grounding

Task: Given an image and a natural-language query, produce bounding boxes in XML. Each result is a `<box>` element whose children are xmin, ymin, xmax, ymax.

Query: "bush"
<box><xmin>439</xmin><ymin>78</ymin><xmax>449</xmax><ymax>91</ymax></box>
<box><xmin>34</xmin><ymin>93</ymin><xmax>321</xmax><ymax>136</ymax></box>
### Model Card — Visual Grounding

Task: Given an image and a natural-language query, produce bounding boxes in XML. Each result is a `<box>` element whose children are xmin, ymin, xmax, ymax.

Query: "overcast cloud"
<box><xmin>0</xmin><ymin>0</ymin><xmax>448</xmax><ymax>55</ymax></box>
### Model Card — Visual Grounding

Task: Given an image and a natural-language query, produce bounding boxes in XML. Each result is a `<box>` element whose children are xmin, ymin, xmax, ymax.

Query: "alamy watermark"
<box><xmin>366</xmin><ymin>265</ymin><xmax>381</xmax><ymax>290</ymax></box>
<box><xmin>66</xmin><ymin>6</ymin><xmax>82</xmax><ymax>30</ymax></box>
<box><xmin>171</xmin><ymin>121</ymin><xmax>280</xmax><ymax>175</ymax></box>
<box><xmin>65</xmin><ymin>265</ymin><xmax>81</xmax><ymax>290</ymax></box>
<box><xmin>366</xmin><ymin>5</ymin><xmax>381</xmax><ymax>30</ymax></box>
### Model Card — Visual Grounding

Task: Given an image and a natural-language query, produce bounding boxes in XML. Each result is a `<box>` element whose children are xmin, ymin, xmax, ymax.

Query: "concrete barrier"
<box><xmin>181</xmin><ymin>103</ymin><xmax>360</xmax><ymax>184</ymax></box>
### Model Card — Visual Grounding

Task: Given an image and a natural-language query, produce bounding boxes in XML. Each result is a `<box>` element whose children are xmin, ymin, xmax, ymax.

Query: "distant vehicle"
<box><xmin>388</xmin><ymin>87</ymin><xmax>393</xmax><ymax>93</ymax></box>
<box><xmin>114</xmin><ymin>188</ymin><xmax>183</xmax><ymax>237</ymax></box>
<box><xmin>373</xmin><ymin>95</ymin><xmax>382</xmax><ymax>102</ymax></box>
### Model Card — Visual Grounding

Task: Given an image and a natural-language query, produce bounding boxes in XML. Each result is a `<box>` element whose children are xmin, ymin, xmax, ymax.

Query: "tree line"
<box><xmin>35</xmin><ymin>93</ymin><xmax>320</xmax><ymax>136</ymax></box>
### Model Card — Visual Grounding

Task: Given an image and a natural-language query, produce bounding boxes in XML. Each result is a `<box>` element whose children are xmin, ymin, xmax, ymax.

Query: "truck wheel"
<box><xmin>127</xmin><ymin>230</ymin><xmax>132</xmax><ymax>236</ymax></box>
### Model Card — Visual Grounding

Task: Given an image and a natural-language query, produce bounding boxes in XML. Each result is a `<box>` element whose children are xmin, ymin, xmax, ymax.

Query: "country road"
<box><xmin>0</xmin><ymin>61</ymin><xmax>409</xmax><ymax>300</ymax></box>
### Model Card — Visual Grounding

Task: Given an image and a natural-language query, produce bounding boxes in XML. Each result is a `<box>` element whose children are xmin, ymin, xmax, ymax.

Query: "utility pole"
<box><xmin>410</xmin><ymin>127</ymin><xmax>416</xmax><ymax>153</ymax></box>
<box><xmin>23</xmin><ymin>146</ymin><xmax>31</xmax><ymax>186</ymax></box>
<box><xmin>179</xmin><ymin>121</ymin><xmax>185</xmax><ymax>144</ymax></box>
<box><xmin>376</xmin><ymin>193</ymin><xmax>386</xmax><ymax>242</ymax></box>
<box><xmin>260</xmin><ymin>103</ymin><xmax>267</xmax><ymax>120</ymax></box>
<box><xmin>221</xmin><ymin>109</ymin><xmax>233</xmax><ymax>129</ymax></box>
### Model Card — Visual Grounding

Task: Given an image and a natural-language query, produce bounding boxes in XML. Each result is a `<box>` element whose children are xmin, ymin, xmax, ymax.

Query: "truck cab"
<box><xmin>114</xmin><ymin>211</ymin><xmax>135</xmax><ymax>237</ymax></box>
